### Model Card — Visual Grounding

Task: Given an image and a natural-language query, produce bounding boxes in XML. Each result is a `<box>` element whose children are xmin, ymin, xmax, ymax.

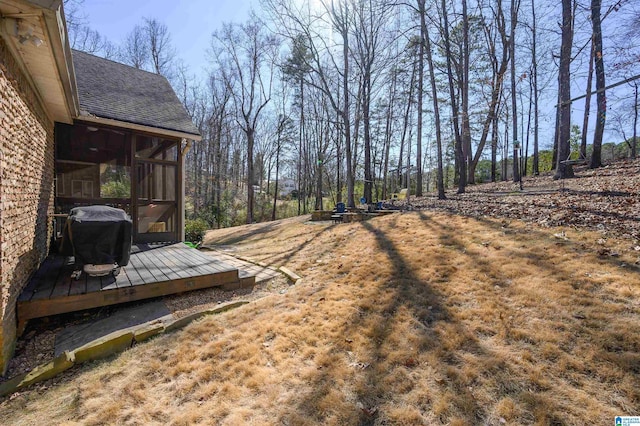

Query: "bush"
<box><xmin>185</xmin><ymin>218</ymin><xmax>209</xmax><ymax>243</ymax></box>
<box><xmin>101</xmin><ymin>180</ymin><xmax>130</xmax><ymax>198</ymax></box>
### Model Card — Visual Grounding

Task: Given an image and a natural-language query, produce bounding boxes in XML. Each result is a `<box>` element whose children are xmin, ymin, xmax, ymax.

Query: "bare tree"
<box><xmin>510</xmin><ymin>0</ymin><xmax>520</xmax><ymax>183</ymax></box>
<box><xmin>632</xmin><ymin>81</ymin><xmax>639</xmax><ymax>159</ymax></box>
<box><xmin>555</xmin><ymin>0</ymin><xmax>575</xmax><ymax>180</ymax></box>
<box><xmin>440</xmin><ymin>0</ymin><xmax>466</xmax><ymax>193</ymax></box>
<box><xmin>122</xmin><ymin>25</ymin><xmax>149</xmax><ymax>69</ymax></box>
<box><xmin>589</xmin><ymin>0</ymin><xmax>605</xmax><ymax>168</ymax></box>
<box><xmin>63</xmin><ymin>0</ymin><xmax>86</xmax><ymax>47</ymax></box>
<box><xmin>468</xmin><ymin>0</ymin><xmax>510</xmax><ymax>183</ymax></box>
<box><xmin>422</xmin><ymin>0</ymin><xmax>446</xmax><ymax>199</ymax></box>
<box><xmin>530</xmin><ymin>0</ymin><xmax>540</xmax><ymax>175</ymax></box>
<box><xmin>70</xmin><ymin>25</ymin><xmax>103</xmax><ymax>53</ymax></box>
<box><xmin>415</xmin><ymin>0</ymin><xmax>426</xmax><ymax>196</ymax></box>
<box><xmin>212</xmin><ymin>16</ymin><xmax>278</xmax><ymax>223</ymax></box>
<box><xmin>144</xmin><ymin>18</ymin><xmax>176</xmax><ymax>78</ymax></box>
<box><xmin>263</xmin><ymin>0</ymin><xmax>361</xmax><ymax>207</ymax></box>
<box><xmin>580</xmin><ymin>37</ymin><xmax>594</xmax><ymax>160</ymax></box>
<box><xmin>352</xmin><ymin>0</ymin><xmax>394</xmax><ymax>203</ymax></box>
<box><xmin>64</xmin><ymin>0</ymin><xmax>117</xmax><ymax>58</ymax></box>
<box><xmin>282</xmin><ymin>34</ymin><xmax>311</xmax><ymax>214</ymax></box>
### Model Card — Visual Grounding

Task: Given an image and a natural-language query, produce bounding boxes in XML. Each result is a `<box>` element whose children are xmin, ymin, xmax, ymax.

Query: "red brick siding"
<box><xmin>0</xmin><ymin>37</ymin><xmax>54</xmax><ymax>375</ymax></box>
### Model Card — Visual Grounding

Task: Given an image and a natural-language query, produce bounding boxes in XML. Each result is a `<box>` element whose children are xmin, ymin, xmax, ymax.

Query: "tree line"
<box><xmin>65</xmin><ymin>0</ymin><xmax>640</xmax><ymax>227</ymax></box>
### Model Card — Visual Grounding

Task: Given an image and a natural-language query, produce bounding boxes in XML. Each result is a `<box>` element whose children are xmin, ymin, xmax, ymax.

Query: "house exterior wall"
<box><xmin>0</xmin><ymin>37</ymin><xmax>55</xmax><ymax>374</ymax></box>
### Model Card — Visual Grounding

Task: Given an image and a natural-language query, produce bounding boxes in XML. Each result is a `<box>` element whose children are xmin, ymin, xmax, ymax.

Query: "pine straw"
<box><xmin>1</xmin><ymin>213</ymin><xmax>638</xmax><ymax>425</ymax></box>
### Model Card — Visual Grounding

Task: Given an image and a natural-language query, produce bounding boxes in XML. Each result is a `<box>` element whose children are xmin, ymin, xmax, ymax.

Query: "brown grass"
<box><xmin>1</xmin><ymin>212</ymin><xmax>638</xmax><ymax>425</ymax></box>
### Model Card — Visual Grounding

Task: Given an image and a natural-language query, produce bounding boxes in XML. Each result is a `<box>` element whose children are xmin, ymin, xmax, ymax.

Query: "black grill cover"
<box><xmin>61</xmin><ymin>206</ymin><xmax>132</xmax><ymax>267</ymax></box>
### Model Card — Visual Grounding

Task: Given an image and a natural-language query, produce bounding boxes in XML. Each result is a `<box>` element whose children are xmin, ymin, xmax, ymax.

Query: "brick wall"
<box><xmin>0</xmin><ymin>37</ymin><xmax>55</xmax><ymax>375</ymax></box>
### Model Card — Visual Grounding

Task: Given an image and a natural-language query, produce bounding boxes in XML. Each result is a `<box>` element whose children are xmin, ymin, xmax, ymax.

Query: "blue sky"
<box><xmin>74</xmin><ymin>1</ymin><xmax>633</xmax><ymax>149</ymax></box>
<box><xmin>77</xmin><ymin>0</ymin><xmax>254</xmax><ymax>79</ymax></box>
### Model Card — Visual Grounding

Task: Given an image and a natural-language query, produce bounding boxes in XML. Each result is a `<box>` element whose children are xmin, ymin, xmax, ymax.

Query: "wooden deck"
<box><xmin>17</xmin><ymin>243</ymin><xmax>254</xmax><ymax>333</ymax></box>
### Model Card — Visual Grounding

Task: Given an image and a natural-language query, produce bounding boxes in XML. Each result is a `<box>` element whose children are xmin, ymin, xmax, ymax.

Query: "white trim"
<box><xmin>78</xmin><ymin>114</ymin><xmax>202</xmax><ymax>141</ymax></box>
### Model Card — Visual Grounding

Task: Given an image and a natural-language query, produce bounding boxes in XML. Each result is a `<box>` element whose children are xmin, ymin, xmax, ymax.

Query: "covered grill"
<box><xmin>60</xmin><ymin>206</ymin><xmax>132</xmax><ymax>278</ymax></box>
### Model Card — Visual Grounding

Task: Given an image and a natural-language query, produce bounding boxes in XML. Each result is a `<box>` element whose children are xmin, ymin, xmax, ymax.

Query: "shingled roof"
<box><xmin>72</xmin><ymin>50</ymin><xmax>200</xmax><ymax>138</ymax></box>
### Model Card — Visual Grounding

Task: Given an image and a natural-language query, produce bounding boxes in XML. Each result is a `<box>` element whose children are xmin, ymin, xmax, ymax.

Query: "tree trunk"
<box><xmin>363</xmin><ymin>76</ymin><xmax>373</xmax><ymax>203</ymax></box>
<box><xmin>589</xmin><ymin>0</ymin><xmax>605</xmax><ymax>169</ymax></box>
<box><xmin>510</xmin><ymin>0</ymin><xmax>520</xmax><ymax>183</ymax></box>
<box><xmin>440</xmin><ymin>0</ymin><xmax>466</xmax><ymax>193</ymax></box>
<box><xmin>215</xmin><ymin>126</ymin><xmax>223</xmax><ymax>228</ymax></box>
<box><xmin>633</xmin><ymin>83</ymin><xmax>638</xmax><ymax>159</ymax></box>
<box><xmin>491</xmin><ymin>115</ymin><xmax>498</xmax><ymax>181</ymax></box>
<box><xmin>246</xmin><ymin>125</ymin><xmax>255</xmax><ymax>223</ymax></box>
<box><xmin>503</xmin><ymin>105</ymin><xmax>509</xmax><ymax>180</ymax></box>
<box><xmin>424</xmin><ymin>4</ymin><xmax>446</xmax><ymax>200</ymax></box>
<box><xmin>416</xmin><ymin>0</ymin><xmax>426</xmax><ymax>196</ymax></box>
<box><xmin>272</xmin><ymin>119</ymin><xmax>283</xmax><ymax>221</ymax></box>
<box><xmin>341</xmin><ymin>17</ymin><xmax>355</xmax><ymax>209</ymax></box>
<box><xmin>461</xmin><ymin>0</ymin><xmax>472</xmax><ymax>187</ymax></box>
<box><xmin>581</xmin><ymin>39</ymin><xmax>594</xmax><ymax>160</ymax></box>
<box><xmin>532</xmin><ymin>0</ymin><xmax>540</xmax><ymax>175</ymax></box>
<box><xmin>552</xmin><ymin>88</ymin><xmax>560</xmax><ymax>170</ymax></box>
<box><xmin>398</xmin><ymin>63</ymin><xmax>417</xmax><ymax>189</ymax></box>
<box><xmin>382</xmin><ymin>69</ymin><xmax>397</xmax><ymax>199</ymax></box>
<box><xmin>468</xmin><ymin>0</ymin><xmax>509</xmax><ymax>183</ymax></box>
<box><xmin>297</xmin><ymin>79</ymin><xmax>304</xmax><ymax>215</ymax></box>
<box><xmin>316</xmin><ymin>156</ymin><xmax>323</xmax><ymax>210</ymax></box>
<box><xmin>555</xmin><ymin>0</ymin><xmax>575</xmax><ymax>180</ymax></box>
<box><xmin>335</xmin><ymin>90</ymin><xmax>342</xmax><ymax>204</ymax></box>
<box><xmin>524</xmin><ymin>72</ymin><xmax>532</xmax><ymax>176</ymax></box>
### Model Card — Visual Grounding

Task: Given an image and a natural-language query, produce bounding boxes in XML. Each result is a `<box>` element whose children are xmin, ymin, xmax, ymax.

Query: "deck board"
<box><xmin>17</xmin><ymin>243</ymin><xmax>244</xmax><ymax>328</ymax></box>
<box><xmin>68</xmin><ymin>275</ymin><xmax>87</xmax><ymax>296</ymax></box>
<box><xmin>144</xmin><ymin>247</ymin><xmax>186</xmax><ymax>280</ymax></box>
<box><xmin>135</xmin><ymin>249</ymin><xmax>174</xmax><ymax>283</ymax></box>
<box><xmin>121</xmin><ymin>263</ymin><xmax>145</xmax><ymax>286</ymax></box>
<box><xmin>145</xmin><ymin>247</ymin><xmax>192</xmax><ymax>280</ymax></box>
<box><xmin>128</xmin><ymin>253</ymin><xmax>156</xmax><ymax>285</ymax></box>
<box><xmin>49</xmin><ymin>258</ymin><xmax>77</xmax><ymax>299</ymax></box>
<box><xmin>158</xmin><ymin>246</ymin><xmax>208</xmax><ymax>275</ymax></box>
<box><xmin>167</xmin><ymin>245</ymin><xmax>232</xmax><ymax>275</ymax></box>
<box><xmin>130</xmin><ymin>250</ymin><xmax>153</xmax><ymax>280</ymax></box>
<box><xmin>29</xmin><ymin>256</ymin><xmax>68</xmax><ymax>301</ymax></box>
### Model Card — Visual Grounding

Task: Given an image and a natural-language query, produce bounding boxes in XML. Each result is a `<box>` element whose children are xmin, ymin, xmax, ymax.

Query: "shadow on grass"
<box><xmin>284</xmin><ymin>211</ymin><xmax>637</xmax><ymax>423</ymax></box>
<box><xmin>282</xmin><ymin>215</ymin><xmax>537</xmax><ymax>425</ymax></box>
<box><xmin>204</xmin><ymin>221</ymin><xmax>281</xmax><ymax>246</ymax></box>
<box><xmin>417</xmin><ymin>211</ymin><xmax>639</xmax><ymax>417</ymax></box>
<box><xmin>203</xmin><ymin>217</ymin><xmax>342</xmax><ymax>271</ymax></box>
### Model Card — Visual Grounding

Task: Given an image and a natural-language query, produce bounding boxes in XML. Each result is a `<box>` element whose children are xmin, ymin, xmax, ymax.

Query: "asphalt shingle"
<box><xmin>72</xmin><ymin>50</ymin><xmax>200</xmax><ymax>137</ymax></box>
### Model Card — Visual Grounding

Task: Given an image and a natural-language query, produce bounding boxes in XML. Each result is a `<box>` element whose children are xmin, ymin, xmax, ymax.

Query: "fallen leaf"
<box><xmin>361</xmin><ymin>406</ymin><xmax>378</xmax><ymax>417</ymax></box>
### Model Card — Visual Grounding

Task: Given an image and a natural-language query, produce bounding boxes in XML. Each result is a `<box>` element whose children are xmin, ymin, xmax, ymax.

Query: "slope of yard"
<box><xmin>404</xmin><ymin>159</ymin><xmax>640</xmax><ymax>241</ymax></box>
<box><xmin>1</xmin><ymin>165</ymin><xmax>639</xmax><ymax>425</ymax></box>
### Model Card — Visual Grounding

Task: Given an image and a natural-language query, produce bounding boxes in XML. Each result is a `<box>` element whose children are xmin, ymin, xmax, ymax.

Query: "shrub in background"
<box><xmin>185</xmin><ymin>218</ymin><xmax>209</xmax><ymax>243</ymax></box>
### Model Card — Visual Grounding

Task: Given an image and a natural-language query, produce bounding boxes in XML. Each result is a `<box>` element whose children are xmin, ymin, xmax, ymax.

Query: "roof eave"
<box><xmin>40</xmin><ymin>2</ymin><xmax>79</xmax><ymax>120</ymax></box>
<box><xmin>77</xmin><ymin>114</ymin><xmax>202</xmax><ymax>141</ymax></box>
<box><xmin>0</xmin><ymin>0</ymin><xmax>78</xmax><ymax>123</ymax></box>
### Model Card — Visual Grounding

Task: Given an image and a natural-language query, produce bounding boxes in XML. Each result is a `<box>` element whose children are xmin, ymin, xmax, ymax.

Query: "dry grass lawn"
<box><xmin>1</xmin><ymin>212</ymin><xmax>638</xmax><ymax>425</ymax></box>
